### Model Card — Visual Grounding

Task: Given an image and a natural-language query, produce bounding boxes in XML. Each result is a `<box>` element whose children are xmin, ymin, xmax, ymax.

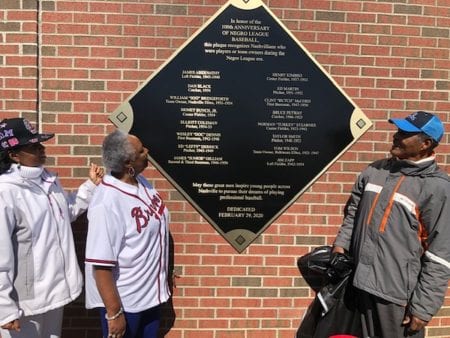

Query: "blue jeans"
<box><xmin>99</xmin><ymin>306</ymin><xmax>160</xmax><ymax>338</ymax></box>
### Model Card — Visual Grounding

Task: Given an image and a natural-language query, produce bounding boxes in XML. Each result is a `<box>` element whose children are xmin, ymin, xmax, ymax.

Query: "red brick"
<box><xmin>4</xmin><ymin>1</ymin><xmax>450</xmax><ymax>336</ymax></box>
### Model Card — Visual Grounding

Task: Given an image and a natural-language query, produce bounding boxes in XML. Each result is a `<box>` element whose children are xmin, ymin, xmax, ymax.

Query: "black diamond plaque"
<box><xmin>110</xmin><ymin>0</ymin><xmax>372</xmax><ymax>252</ymax></box>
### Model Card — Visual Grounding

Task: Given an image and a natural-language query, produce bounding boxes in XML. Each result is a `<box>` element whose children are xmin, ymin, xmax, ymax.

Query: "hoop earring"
<box><xmin>128</xmin><ymin>166</ymin><xmax>135</xmax><ymax>177</ymax></box>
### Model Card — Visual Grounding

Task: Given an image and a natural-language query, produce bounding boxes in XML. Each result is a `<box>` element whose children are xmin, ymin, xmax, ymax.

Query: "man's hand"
<box><xmin>332</xmin><ymin>246</ymin><xmax>345</xmax><ymax>254</ymax></box>
<box><xmin>1</xmin><ymin>319</ymin><xmax>20</xmax><ymax>331</ymax></box>
<box><xmin>403</xmin><ymin>313</ymin><xmax>428</xmax><ymax>334</ymax></box>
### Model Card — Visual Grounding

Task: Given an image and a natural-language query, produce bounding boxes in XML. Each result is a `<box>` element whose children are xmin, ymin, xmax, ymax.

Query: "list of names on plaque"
<box><xmin>166</xmin><ymin>69</ymin><xmax>229</xmax><ymax>167</ymax></box>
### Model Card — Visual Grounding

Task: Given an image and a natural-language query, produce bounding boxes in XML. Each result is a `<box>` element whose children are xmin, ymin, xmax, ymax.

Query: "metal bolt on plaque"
<box><xmin>110</xmin><ymin>0</ymin><xmax>372</xmax><ymax>252</ymax></box>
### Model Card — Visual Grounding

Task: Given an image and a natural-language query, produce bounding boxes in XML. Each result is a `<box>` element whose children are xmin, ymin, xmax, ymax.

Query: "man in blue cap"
<box><xmin>332</xmin><ymin>111</ymin><xmax>450</xmax><ymax>337</ymax></box>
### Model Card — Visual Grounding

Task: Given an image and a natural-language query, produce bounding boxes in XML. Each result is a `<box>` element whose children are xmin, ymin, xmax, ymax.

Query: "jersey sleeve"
<box><xmin>85</xmin><ymin>203</ymin><xmax>124</xmax><ymax>267</ymax></box>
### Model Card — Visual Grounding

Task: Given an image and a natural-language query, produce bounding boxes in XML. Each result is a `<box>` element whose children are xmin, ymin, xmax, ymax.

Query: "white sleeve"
<box><xmin>0</xmin><ymin>193</ymin><xmax>21</xmax><ymax>326</ymax></box>
<box><xmin>64</xmin><ymin>179</ymin><xmax>97</xmax><ymax>222</ymax></box>
<box><xmin>85</xmin><ymin>203</ymin><xmax>124</xmax><ymax>267</ymax></box>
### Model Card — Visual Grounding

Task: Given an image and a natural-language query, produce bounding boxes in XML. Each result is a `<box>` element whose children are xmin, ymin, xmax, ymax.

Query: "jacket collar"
<box><xmin>101</xmin><ymin>173</ymin><xmax>140</xmax><ymax>195</ymax></box>
<box><xmin>390</xmin><ymin>155</ymin><xmax>439</xmax><ymax>176</ymax></box>
<box><xmin>0</xmin><ymin>164</ymin><xmax>57</xmax><ymax>193</ymax></box>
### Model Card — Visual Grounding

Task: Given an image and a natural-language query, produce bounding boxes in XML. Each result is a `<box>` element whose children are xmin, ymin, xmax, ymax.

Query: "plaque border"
<box><xmin>109</xmin><ymin>0</ymin><xmax>373</xmax><ymax>253</ymax></box>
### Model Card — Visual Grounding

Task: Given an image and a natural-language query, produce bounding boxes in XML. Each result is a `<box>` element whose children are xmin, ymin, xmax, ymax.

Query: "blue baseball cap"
<box><xmin>389</xmin><ymin>111</ymin><xmax>444</xmax><ymax>143</ymax></box>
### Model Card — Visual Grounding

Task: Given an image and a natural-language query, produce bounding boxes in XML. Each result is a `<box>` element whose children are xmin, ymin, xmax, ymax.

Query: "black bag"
<box><xmin>296</xmin><ymin>276</ymin><xmax>362</xmax><ymax>338</ymax></box>
<box><xmin>297</xmin><ymin>246</ymin><xmax>353</xmax><ymax>291</ymax></box>
<box><xmin>297</xmin><ymin>246</ymin><xmax>333</xmax><ymax>292</ymax></box>
<box><xmin>297</xmin><ymin>246</ymin><xmax>360</xmax><ymax>338</ymax></box>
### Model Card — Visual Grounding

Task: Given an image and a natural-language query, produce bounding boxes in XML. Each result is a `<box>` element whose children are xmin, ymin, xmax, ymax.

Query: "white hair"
<box><xmin>102</xmin><ymin>129</ymin><xmax>135</xmax><ymax>174</ymax></box>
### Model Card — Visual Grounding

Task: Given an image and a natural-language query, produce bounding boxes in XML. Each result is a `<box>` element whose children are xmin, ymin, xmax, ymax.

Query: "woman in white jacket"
<box><xmin>0</xmin><ymin>117</ymin><xmax>103</xmax><ymax>338</ymax></box>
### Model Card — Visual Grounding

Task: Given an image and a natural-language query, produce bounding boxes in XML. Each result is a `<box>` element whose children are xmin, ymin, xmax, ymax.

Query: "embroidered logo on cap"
<box><xmin>408</xmin><ymin>112</ymin><xmax>418</xmax><ymax>121</ymax></box>
<box><xmin>0</xmin><ymin>128</ymin><xmax>14</xmax><ymax>141</ymax></box>
<box><xmin>23</xmin><ymin>119</ymin><xmax>37</xmax><ymax>134</ymax></box>
<box><xmin>8</xmin><ymin>138</ymin><xmax>19</xmax><ymax>147</ymax></box>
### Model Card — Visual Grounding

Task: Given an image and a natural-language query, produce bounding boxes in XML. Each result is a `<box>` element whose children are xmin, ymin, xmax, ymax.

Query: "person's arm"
<box><xmin>408</xmin><ymin>180</ymin><xmax>450</xmax><ymax>324</ymax></box>
<box><xmin>94</xmin><ymin>266</ymin><xmax>126</xmax><ymax>338</ymax></box>
<box><xmin>0</xmin><ymin>194</ymin><xmax>21</xmax><ymax>329</ymax></box>
<box><xmin>62</xmin><ymin>163</ymin><xmax>104</xmax><ymax>221</ymax></box>
<box><xmin>333</xmin><ymin>172</ymin><xmax>366</xmax><ymax>252</ymax></box>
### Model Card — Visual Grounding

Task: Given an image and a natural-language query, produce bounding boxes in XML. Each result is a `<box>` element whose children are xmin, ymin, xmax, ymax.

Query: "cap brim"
<box><xmin>37</xmin><ymin>133</ymin><xmax>55</xmax><ymax>142</ymax></box>
<box><xmin>388</xmin><ymin>118</ymin><xmax>421</xmax><ymax>133</ymax></box>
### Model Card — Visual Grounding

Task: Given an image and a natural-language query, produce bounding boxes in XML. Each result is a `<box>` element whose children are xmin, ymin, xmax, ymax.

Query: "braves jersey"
<box><xmin>85</xmin><ymin>174</ymin><xmax>171</xmax><ymax>312</ymax></box>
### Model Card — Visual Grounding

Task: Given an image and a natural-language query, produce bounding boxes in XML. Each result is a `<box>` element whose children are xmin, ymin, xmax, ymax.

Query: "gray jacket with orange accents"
<box><xmin>334</xmin><ymin>156</ymin><xmax>450</xmax><ymax>322</ymax></box>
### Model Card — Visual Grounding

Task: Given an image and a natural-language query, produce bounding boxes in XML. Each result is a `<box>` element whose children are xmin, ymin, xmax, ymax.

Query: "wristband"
<box><xmin>105</xmin><ymin>307</ymin><xmax>124</xmax><ymax>321</ymax></box>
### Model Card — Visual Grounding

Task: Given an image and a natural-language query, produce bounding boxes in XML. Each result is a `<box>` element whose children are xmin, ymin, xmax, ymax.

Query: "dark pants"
<box><xmin>297</xmin><ymin>282</ymin><xmax>425</xmax><ymax>338</ymax></box>
<box><xmin>99</xmin><ymin>306</ymin><xmax>161</xmax><ymax>338</ymax></box>
<box><xmin>358</xmin><ymin>290</ymin><xmax>425</xmax><ymax>338</ymax></box>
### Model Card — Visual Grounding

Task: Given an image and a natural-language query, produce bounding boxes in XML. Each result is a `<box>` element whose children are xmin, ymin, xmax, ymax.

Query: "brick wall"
<box><xmin>1</xmin><ymin>0</ymin><xmax>450</xmax><ymax>337</ymax></box>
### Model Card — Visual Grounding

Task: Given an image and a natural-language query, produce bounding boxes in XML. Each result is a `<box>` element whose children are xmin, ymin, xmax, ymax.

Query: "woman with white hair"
<box><xmin>85</xmin><ymin>129</ymin><xmax>171</xmax><ymax>338</ymax></box>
